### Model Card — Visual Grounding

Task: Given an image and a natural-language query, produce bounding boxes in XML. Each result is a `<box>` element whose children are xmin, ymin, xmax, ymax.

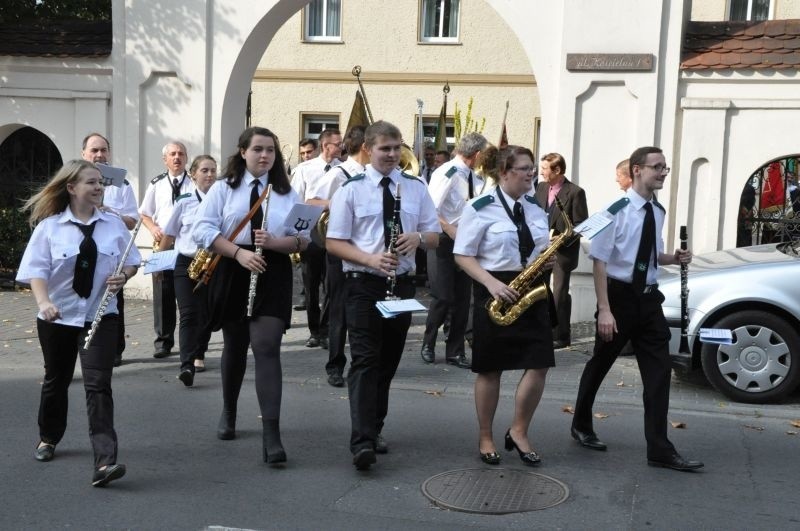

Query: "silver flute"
<box><xmin>247</xmin><ymin>183</ymin><xmax>272</xmax><ymax>317</ymax></box>
<box><xmin>83</xmin><ymin>218</ymin><xmax>143</xmax><ymax>350</ymax></box>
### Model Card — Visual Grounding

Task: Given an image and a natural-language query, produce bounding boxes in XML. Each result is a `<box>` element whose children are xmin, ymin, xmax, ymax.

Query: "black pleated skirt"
<box><xmin>471</xmin><ymin>271</ymin><xmax>555</xmax><ymax>373</ymax></box>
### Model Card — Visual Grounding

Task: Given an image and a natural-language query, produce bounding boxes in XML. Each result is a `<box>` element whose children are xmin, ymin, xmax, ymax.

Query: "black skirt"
<box><xmin>205</xmin><ymin>246</ymin><xmax>292</xmax><ymax>331</ymax></box>
<box><xmin>471</xmin><ymin>271</ymin><xmax>555</xmax><ymax>373</ymax></box>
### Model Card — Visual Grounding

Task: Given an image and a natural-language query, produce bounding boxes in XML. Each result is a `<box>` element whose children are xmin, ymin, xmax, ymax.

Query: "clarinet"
<box><xmin>385</xmin><ymin>182</ymin><xmax>401</xmax><ymax>300</ymax></box>
<box><xmin>83</xmin><ymin>218</ymin><xmax>143</xmax><ymax>350</ymax></box>
<box><xmin>678</xmin><ymin>225</ymin><xmax>691</xmax><ymax>357</ymax></box>
<box><xmin>247</xmin><ymin>183</ymin><xmax>272</xmax><ymax>317</ymax></box>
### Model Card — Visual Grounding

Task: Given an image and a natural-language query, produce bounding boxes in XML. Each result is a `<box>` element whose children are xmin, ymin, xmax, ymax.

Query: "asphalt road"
<box><xmin>1</xmin><ymin>289</ymin><xmax>799</xmax><ymax>530</ymax></box>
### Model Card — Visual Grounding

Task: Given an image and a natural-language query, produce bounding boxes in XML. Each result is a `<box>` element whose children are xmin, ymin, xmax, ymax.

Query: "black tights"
<box><xmin>220</xmin><ymin>316</ymin><xmax>284</xmax><ymax>421</ymax></box>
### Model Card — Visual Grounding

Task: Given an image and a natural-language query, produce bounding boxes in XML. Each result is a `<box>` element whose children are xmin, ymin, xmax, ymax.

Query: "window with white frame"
<box><xmin>303</xmin><ymin>114</ymin><xmax>340</xmax><ymax>139</ymax></box>
<box><xmin>304</xmin><ymin>0</ymin><xmax>341</xmax><ymax>42</ymax></box>
<box><xmin>729</xmin><ymin>0</ymin><xmax>772</xmax><ymax>21</ymax></box>
<box><xmin>420</xmin><ymin>0</ymin><xmax>460</xmax><ymax>43</ymax></box>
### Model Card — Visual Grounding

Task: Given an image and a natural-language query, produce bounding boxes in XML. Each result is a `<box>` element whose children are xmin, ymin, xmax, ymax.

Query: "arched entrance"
<box><xmin>736</xmin><ymin>155</ymin><xmax>800</xmax><ymax>247</ymax></box>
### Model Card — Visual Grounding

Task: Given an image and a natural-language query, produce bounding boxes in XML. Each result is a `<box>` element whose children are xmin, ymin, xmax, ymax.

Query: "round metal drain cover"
<box><xmin>421</xmin><ymin>468</ymin><xmax>569</xmax><ymax>514</ymax></box>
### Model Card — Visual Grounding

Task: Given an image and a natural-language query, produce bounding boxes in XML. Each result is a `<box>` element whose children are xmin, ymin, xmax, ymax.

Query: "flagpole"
<box><xmin>499</xmin><ymin>100</ymin><xmax>509</xmax><ymax>147</ymax></box>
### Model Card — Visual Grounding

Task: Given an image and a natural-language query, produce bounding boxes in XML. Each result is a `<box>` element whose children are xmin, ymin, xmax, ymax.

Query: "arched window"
<box><xmin>736</xmin><ymin>155</ymin><xmax>800</xmax><ymax>247</ymax></box>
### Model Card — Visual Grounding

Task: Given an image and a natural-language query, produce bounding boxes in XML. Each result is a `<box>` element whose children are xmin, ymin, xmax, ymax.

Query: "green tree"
<box><xmin>0</xmin><ymin>0</ymin><xmax>111</xmax><ymax>23</ymax></box>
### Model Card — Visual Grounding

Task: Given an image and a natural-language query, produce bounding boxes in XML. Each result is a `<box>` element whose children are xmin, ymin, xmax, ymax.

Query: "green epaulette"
<box><xmin>400</xmin><ymin>172</ymin><xmax>423</xmax><ymax>183</ymax></box>
<box><xmin>341</xmin><ymin>173</ymin><xmax>365</xmax><ymax>186</ymax></box>
<box><xmin>652</xmin><ymin>198</ymin><xmax>666</xmax><ymax>213</ymax></box>
<box><xmin>175</xmin><ymin>192</ymin><xmax>192</xmax><ymax>201</ymax></box>
<box><xmin>471</xmin><ymin>194</ymin><xmax>494</xmax><ymax>211</ymax></box>
<box><xmin>607</xmin><ymin>197</ymin><xmax>630</xmax><ymax>214</ymax></box>
<box><xmin>524</xmin><ymin>195</ymin><xmax>539</xmax><ymax>207</ymax></box>
<box><xmin>444</xmin><ymin>166</ymin><xmax>458</xmax><ymax>178</ymax></box>
<box><xmin>150</xmin><ymin>173</ymin><xmax>167</xmax><ymax>185</ymax></box>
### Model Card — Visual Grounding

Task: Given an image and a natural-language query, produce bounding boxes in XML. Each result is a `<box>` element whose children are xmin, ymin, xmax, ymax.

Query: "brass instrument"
<box><xmin>187</xmin><ymin>248</ymin><xmax>213</xmax><ymax>281</ymax></box>
<box><xmin>247</xmin><ymin>183</ymin><xmax>273</xmax><ymax>317</ymax></box>
<box><xmin>84</xmin><ymin>219</ymin><xmax>143</xmax><ymax>350</ymax></box>
<box><xmin>385</xmin><ymin>182</ymin><xmax>401</xmax><ymax>300</ymax></box>
<box><xmin>152</xmin><ymin>239</ymin><xmax>160</xmax><ymax>252</ymax></box>
<box><xmin>487</xmin><ymin>197</ymin><xmax>577</xmax><ymax>326</ymax></box>
<box><xmin>311</xmin><ymin>210</ymin><xmax>329</xmax><ymax>248</ymax></box>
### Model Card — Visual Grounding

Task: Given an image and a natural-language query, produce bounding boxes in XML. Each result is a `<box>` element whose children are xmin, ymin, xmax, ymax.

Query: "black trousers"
<box><xmin>324</xmin><ymin>254</ymin><xmax>347</xmax><ymax>376</ymax></box>
<box><xmin>345</xmin><ymin>273</ymin><xmax>414</xmax><ymax>454</ymax></box>
<box><xmin>422</xmin><ymin>234</ymin><xmax>471</xmax><ymax>359</ymax></box>
<box><xmin>573</xmin><ymin>280</ymin><xmax>676</xmax><ymax>460</ymax></box>
<box><xmin>174</xmin><ymin>255</ymin><xmax>212</xmax><ymax>372</ymax></box>
<box><xmin>550</xmin><ymin>261</ymin><xmax>574</xmax><ymax>342</ymax></box>
<box><xmin>152</xmin><ymin>268</ymin><xmax>177</xmax><ymax>351</ymax></box>
<box><xmin>301</xmin><ymin>242</ymin><xmax>328</xmax><ymax>338</ymax></box>
<box><xmin>37</xmin><ymin>315</ymin><xmax>119</xmax><ymax>468</ymax></box>
<box><xmin>116</xmin><ymin>291</ymin><xmax>126</xmax><ymax>357</ymax></box>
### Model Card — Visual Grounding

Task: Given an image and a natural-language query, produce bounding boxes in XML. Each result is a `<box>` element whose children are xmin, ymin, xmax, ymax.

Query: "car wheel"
<box><xmin>701</xmin><ymin>310</ymin><xmax>800</xmax><ymax>403</ymax></box>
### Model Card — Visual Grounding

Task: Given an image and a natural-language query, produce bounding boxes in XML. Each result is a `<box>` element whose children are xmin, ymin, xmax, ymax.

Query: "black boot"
<box><xmin>262</xmin><ymin>419</ymin><xmax>286</xmax><ymax>464</ymax></box>
<box><xmin>217</xmin><ymin>409</ymin><xmax>236</xmax><ymax>440</ymax></box>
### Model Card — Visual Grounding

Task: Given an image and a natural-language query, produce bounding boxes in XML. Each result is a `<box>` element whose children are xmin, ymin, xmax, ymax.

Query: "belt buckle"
<box><xmin>643</xmin><ymin>284</ymin><xmax>657</xmax><ymax>294</ymax></box>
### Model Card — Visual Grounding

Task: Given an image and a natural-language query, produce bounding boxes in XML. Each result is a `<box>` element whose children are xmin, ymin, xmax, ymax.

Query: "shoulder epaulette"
<box><xmin>123</xmin><ymin>179</ymin><xmax>130</xmax><ymax>186</ymax></box>
<box><xmin>444</xmin><ymin>166</ymin><xmax>458</xmax><ymax>178</ymax></box>
<box><xmin>471</xmin><ymin>195</ymin><xmax>494</xmax><ymax>211</ymax></box>
<box><xmin>175</xmin><ymin>192</ymin><xmax>192</xmax><ymax>201</ymax></box>
<box><xmin>652</xmin><ymin>198</ymin><xmax>665</xmax><ymax>213</ymax></box>
<box><xmin>607</xmin><ymin>197</ymin><xmax>630</xmax><ymax>215</ymax></box>
<box><xmin>342</xmin><ymin>173</ymin><xmax>365</xmax><ymax>186</ymax></box>
<box><xmin>150</xmin><ymin>173</ymin><xmax>167</xmax><ymax>185</ymax></box>
<box><xmin>400</xmin><ymin>172</ymin><xmax>423</xmax><ymax>183</ymax></box>
<box><xmin>523</xmin><ymin>195</ymin><xmax>540</xmax><ymax>207</ymax></box>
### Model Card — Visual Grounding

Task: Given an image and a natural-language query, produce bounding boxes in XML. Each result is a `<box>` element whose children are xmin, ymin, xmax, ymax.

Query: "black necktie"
<box><xmin>467</xmin><ymin>172</ymin><xmax>475</xmax><ymax>199</ymax></box>
<box><xmin>250</xmin><ymin>180</ymin><xmax>263</xmax><ymax>244</ymax></box>
<box><xmin>171</xmin><ymin>176</ymin><xmax>183</xmax><ymax>203</ymax></box>
<box><xmin>71</xmin><ymin>221</ymin><xmax>97</xmax><ymax>299</ymax></box>
<box><xmin>513</xmin><ymin>202</ymin><xmax>535</xmax><ymax>266</ymax></box>
<box><xmin>632</xmin><ymin>202</ymin><xmax>656</xmax><ymax>292</ymax></box>
<box><xmin>380</xmin><ymin>177</ymin><xmax>401</xmax><ymax>250</ymax></box>
<box><xmin>425</xmin><ymin>168</ymin><xmax>432</xmax><ymax>183</ymax></box>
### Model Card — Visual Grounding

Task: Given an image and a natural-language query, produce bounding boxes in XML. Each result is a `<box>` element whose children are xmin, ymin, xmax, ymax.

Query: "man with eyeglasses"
<box><xmin>570</xmin><ymin>146</ymin><xmax>703</xmax><ymax>472</ymax></box>
<box><xmin>421</xmin><ymin>132</ymin><xmax>488</xmax><ymax>369</ymax></box>
<box><xmin>535</xmin><ymin>153</ymin><xmax>588</xmax><ymax>349</ymax></box>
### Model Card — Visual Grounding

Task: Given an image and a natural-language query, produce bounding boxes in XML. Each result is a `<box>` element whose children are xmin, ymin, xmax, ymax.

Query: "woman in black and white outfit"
<box><xmin>193</xmin><ymin>127</ymin><xmax>309</xmax><ymax>464</ymax></box>
<box><xmin>17</xmin><ymin>159</ymin><xmax>140</xmax><ymax>487</ymax></box>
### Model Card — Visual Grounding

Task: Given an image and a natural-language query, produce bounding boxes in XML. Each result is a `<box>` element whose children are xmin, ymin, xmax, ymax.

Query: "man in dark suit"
<box><xmin>535</xmin><ymin>153</ymin><xmax>588</xmax><ymax>349</ymax></box>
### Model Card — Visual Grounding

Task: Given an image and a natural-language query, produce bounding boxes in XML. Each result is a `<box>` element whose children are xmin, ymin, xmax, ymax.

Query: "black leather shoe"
<box><xmin>178</xmin><ymin>369</ymin><xmax>194</xmax><ymax>387</ymax></box>
<box><xmin>217</xmin><ymin>410</ymin><xmax>236</xmax><ymax>440</ymax></box>
<box><xmin>305</xmin><ymin>336</ymin><xmax>320</xmax><ymax>348</ymax></box>
<box><xmin>92</xmin><ymin>464</ymin><xmax>126</xmax><ymax>487</ymax></box>
<box><xmin>153</xmin><ymin>349</ymin><xmax>171</xmax><ymax>359</ymax></box>
<box><xmin>262</xmin><ymin>419</ymin><xmax>287</xmax><ymax>465</ymax></box>
<box><xmin>375</xmin><ymin>434</ymin><xmax>388</xmax><ymax>454</ymax></box>
<box><xmin>648</xmin><ymin>454</ymin><xmax>704</xmax><ymax>471</ymax></box>
<box><xmin>571</xmin><ymin>426</ymin><xmax>607</xmax><ymax>451</ymax></box>
<box><xmin>327</xmin><ymin>373</ymin><xmax>345</xmax><ymax>388</ymax></box>
<box><xmin>319</xmin><ymin>337</ymin><xmax>329</xmax><ymax>350</ymax></box>
<box><xmin>480</xmin><ymin>451</ymin><xmax>501</xmax><ymax>465</ymax></box>
<box><xmin>504</xmin><ymin>429</ymin><xmax>541</xmax><ymax>466</ymax></box>
<box><xmin>420</xmin><ymin>346</ymin><xmax>435</xmax><ymax>364</ymax></box>
<box><xmin>353</xmin><ymin>448</ymin><xmax>376</xmax><ymax>470</ymax></box>
<box><xmin>34</xmin><ymin>442</ymin><xmax>55</xmax><ymax>462</ymax></box>
<box><xmin>446</xmin><ymin>355</ymin><xmax>471</xmax><ymax>369</ymax></box>
<box><xmin>553</xmin><ymin>339</ymin><xmax>571</xmax><ymax>349</ymax></box>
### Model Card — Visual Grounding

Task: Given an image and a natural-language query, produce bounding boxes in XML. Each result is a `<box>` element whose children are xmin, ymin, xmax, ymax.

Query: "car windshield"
<box><xmin>778</xmin><ymin>240</ymin><xmax>800</xmax><ymax>257</ymax></box>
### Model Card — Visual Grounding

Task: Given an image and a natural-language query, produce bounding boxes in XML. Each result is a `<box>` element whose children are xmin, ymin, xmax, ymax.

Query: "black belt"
<box><xmin>345</xmin><ymin>271</ymin><xmax>410</xmax><ymax>282</ymax></box>
<box><xmin>607</xmin><ymin>277</ymin><xmax>658</xmax><ymax>294</ymax></box>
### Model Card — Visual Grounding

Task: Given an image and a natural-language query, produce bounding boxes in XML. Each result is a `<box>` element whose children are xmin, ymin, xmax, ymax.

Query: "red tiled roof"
<box><xmin>682</xmin><ymin>20</ymin><xmax>800</xmax><ymax>70</ymax></box>
<box><xmin>0</xmin><ymin>20</ymin><xmax>111</xmax><ymax>58</ymax></box>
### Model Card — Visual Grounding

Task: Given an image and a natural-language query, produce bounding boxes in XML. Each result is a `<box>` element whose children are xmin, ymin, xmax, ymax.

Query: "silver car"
<box><xmin>659</xmin><ymin>242</ymin><xmax>800</xmax><ymax>403</ymax></box>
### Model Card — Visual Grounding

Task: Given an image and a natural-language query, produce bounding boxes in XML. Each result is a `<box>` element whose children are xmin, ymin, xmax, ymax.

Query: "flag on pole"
<box><xmin>434</xmin><ymin>85</ymin><xmax>449</xmax><ymax>152</ymax></box>
<box><xmin>345</xmin><ymin>90</ymin><xmax>370</xmax><ymax>136</ymax></box>
<box><xmin>498</xmin><ymin>100</ymin><xmax>509</xmax><ymax>149</ymax></box>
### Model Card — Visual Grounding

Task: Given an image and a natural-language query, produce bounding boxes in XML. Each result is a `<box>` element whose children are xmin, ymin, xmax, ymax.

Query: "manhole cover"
<box><xmin>421</xmin><ymin>468</ymin><xmax>569</xmax><ymax>514</ymax></box>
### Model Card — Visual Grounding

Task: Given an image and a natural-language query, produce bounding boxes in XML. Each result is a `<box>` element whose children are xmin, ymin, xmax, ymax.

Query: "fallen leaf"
<box><xmin>424</xmin><ymin>390</ymin><xmax>443</xmax><ymax>397</ymax></box>
<box><xmin>670</xmin><ymin>421</ymin><xmax>686</xmax><ymax>429</ymax></box>
<box><xmin>562</xmin><ymin>405</ymin><xmax>574</xmax><ymax>414</ymax></box>
<box><xmin>743</xmin><ymin>424</ymin><xmax>765</xmax><ymax>431</ymax></box>
<box><xmin>593</xmin><ymin>412</ymin><xmax>609</xmax><ymax>419</ymax></box>
<box><xmin>25</xmin><ymin>329</ymin><xmax>32</xmax><ymax>333</ymax></box>
<box><xmin>616</xmin><ymin>381</ymin><xmax>627</xmax><ymax>387</ymax></box>
<box><xmin>790</xmin><ymin>420</ymin><xmax>800</xmax><ymax>428</ymax></box>
<box><xmin>787</xmin><ymin>431</ymin><xmax>797</xmax><ymax>436</ymax></box>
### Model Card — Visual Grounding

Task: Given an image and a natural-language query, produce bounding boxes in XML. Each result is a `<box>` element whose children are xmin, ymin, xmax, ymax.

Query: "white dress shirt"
<box><xmin>306</xmin><ymin>157</ymin><xmax>365</xmax><ymax>201</ymax></box>
<box><xmin>163</xmin><ymin>189</ymin><xmax>206</xmax><ymax>257</ymax></box>
<box><xmin>290</xmin><ymin>156</ymin><xmax>342</xmax><ymax>202</ymax></box>
<box><xmin>103</xmin><ymin>181</ymin><xmax>139</xmax><ymax>221</ymax></box>
<box><xmin>17</xmin><ymin>208</ymin><xmax>142</xmax><ymax>327</ymax></box>
<box><xmin>427</xmin><ymin>157</ymin><xmax>486</xmax><ymax>225</ymax></box>
<box><xmin>139</xmin><ymin>171</ymin><xmax>194</xmax><ymax>226</ymax></box>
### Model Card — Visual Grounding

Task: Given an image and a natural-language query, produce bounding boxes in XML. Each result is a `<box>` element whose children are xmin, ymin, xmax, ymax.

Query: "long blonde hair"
<box><xmin>22</xmin><ymin>159</ymin><xmax>97</xmax><ymax>227</ymax></box>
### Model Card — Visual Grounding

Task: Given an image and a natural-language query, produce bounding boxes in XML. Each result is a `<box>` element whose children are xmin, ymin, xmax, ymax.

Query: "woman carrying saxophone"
<box><xmin>17</xmin><ymin>160</ymin><xmax>141</xmax><ymax>487</ymax></box>
<box><xmin>453</xmin><ymin>146</ymin><xmax>555</xmax><ymax>467</ymax></box>
<box><xmin>161</xmin><ymin>155</ymin><xmax>218</xmax><ymax>385</ymax></box>
<box><xmin>192</xmin><ymin>127</ymin><xmax>308</xmax><ymax>465</ymax></box>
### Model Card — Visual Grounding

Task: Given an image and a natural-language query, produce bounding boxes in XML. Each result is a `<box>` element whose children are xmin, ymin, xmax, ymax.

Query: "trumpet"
<box><xmin>247</xmin><ymin>184</ymin><xmax>273</xmax><ymax>317</ymax></box>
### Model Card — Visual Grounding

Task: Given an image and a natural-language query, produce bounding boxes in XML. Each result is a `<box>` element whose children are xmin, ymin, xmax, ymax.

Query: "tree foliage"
<box><xmin>0</xmin><ymin>0</ymin><xmax>111</xmax><ymax>24</ymax></box>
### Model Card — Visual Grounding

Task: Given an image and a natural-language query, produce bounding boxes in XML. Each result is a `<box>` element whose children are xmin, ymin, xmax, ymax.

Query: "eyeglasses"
<box><xmin>641</xmin><ymin>164</ymin><xmax>670</xmax><ymax>174</ymax></box>
<box><xmin>511</xmin><ymin>166</ymin><xmax>535</xmax><ymax>173</ymax></box>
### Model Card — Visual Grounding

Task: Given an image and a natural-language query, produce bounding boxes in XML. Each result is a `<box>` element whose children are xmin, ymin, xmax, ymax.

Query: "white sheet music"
<box><xmin>375</xmin><ymin>298</ymin><xmax>427</xmax><ymax>319</ymax></box>
<box><xmin>573</xmin><ymin>211</ymin><xmax>614</xmax><ymax>240</ymax></box>
<box><xmin>143</xmin><ymin>249</ymin><xmax>179</xmax><ymax>274</ymax></box>
<box><xmin>283</xmin><ymin>203</ymin><xmax>324</xmax><ymax>234</ymax></box>
<box><xmin>699</xmin><ymin>328</ymin><xmax>733</xmax><ymax>345</ymax></box>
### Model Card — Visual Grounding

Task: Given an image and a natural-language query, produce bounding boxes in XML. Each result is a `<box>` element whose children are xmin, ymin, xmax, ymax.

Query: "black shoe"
<box><xmin>92</xmin><ymin>464</ymin><xmax>126</xmax><ymax>487</ymax></box>
<box><xmin>217</xmin><ymin>410</ymin><xmax>236</xmax><ymax>440</ymax></box>
<box><xmin>113</xmin><ymin>355</ymin><xmax>122</xmax><ymax>367</ymax></box>
<box><xmin>375</xmin><ymin>434</ymin><xmax>388</xmax><ymax>454</ymax></box>
<box><xmin>262</xmin><ymin>419</ymin><xmax>287</xmax><ymax>465</ymax></box>
<box><xmin>178</xmin><ymin>369</ymin><xmax>194</xmax><ymax>387</ymax></box>
<box><xmin>319</xmin><ymin>337</ymin><xmax>329</xmax><ymax>350</ymax></box>
<box><xmin>553</xmin><ymin>339</ymin><xmax>571</xmax><ymax>349</ymax></box>
<box><xmin>648</xmin><ymin>453</ymin><xmax>704</xmax><ymax>471</ymax></box>
<box><xmin>327</xmin><ymin>373</ymin><xmax>345</xmax><ymax>388</ymax></box>
<box><xmin>504</xmin><ymin>429</ymin><xmax>541</xmax><ymax>466</ymax></box>
<box><xmin>570</xmin><ymin>426</ymin><xmax>608</xmax><ymax>451</ymax></box>
<box><xmin>480</xmin><ymin>450</ymin><xmax>501</xmax><ymax>465</ymax></box>
<box><xmin>153</xmin><ymin>349</ymin><xmax>171</xmax><ymax>359</ymax></box>
<box><xmin>353</xmin><ymin>448</ymin><xmax>376</xmax><ymax>470</ymax></box>
<box><xmin>34</xmin><ymin>442</ymin><xmax>55</xmax><ymax>462</ymax></box>
<box><xmin>446</xmin><ymin>355</ymin><xmax>471</xmax><ymax>369</ymax></box>
<box><xmin>420</xmin><ymin>346</ymin><xmax>435</xmax><ymax>364</ymax></box>
<box><xmin>305</xmin><ymin>336</ymin><xmax>320</xmax><ymax>348</ymax></box>
<box><xmin>293</xmin><ymin>303</ymin><xmax>307</xmax><ymax>311</ymax></box>
<box><xmin>194</xmin><ymin>359</ymin><xmax>206</xmax><ymax>372</ymax></box>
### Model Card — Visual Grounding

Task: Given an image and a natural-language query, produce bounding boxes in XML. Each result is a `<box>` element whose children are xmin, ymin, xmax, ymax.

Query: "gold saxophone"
<box><xmin>487</xmin><ymin>197</ymin><xmax>578</xmax><ymax>326</ymax></box>
<box><xmin>187</xmin><ymin>248</ymin><xmax>213</xmax><ymax>281</ymax></box>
